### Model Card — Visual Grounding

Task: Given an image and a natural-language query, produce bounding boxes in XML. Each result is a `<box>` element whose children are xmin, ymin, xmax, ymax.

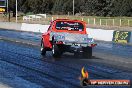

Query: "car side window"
<box><xmin>47</xmin><ymin>22</ymin><xmax>54</xmax><ymax>31</ymax></box>
<box><xmin>48</xmin><ymin>26</ymin><xmax>51</xmax><ymax>31</ymax></box>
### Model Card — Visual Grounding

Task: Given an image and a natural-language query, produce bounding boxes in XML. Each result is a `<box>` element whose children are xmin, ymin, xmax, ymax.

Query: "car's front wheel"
<box><xmin>41</xmin><ymin>40</ymin><xmax>46</xmax><ymax>56</ymax></box>
<box><xmin>52</xmin><ymin>44</ymin><xmax>62</xmax><ymax>58</ymax></box>
<box><xmin>82</xmin><ymin>46</ymin><xmax>92</xmax><ymax>58</ymax></box>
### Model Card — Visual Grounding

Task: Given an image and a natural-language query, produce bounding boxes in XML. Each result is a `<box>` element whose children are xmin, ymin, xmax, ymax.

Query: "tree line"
<box><xmin>9</xmin><ymin>0</ymin><xmax>132</xmax><ymax>16</ymax></box>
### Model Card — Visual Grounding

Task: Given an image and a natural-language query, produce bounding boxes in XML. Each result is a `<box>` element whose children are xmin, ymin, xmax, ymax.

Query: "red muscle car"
<box><xmin>41</xmin><ymin>19</ymin><xmax>96</xmax><ymax>58</ymax></box>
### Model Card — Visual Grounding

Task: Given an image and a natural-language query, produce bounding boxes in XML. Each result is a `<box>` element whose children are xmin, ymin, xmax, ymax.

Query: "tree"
<box><xmin>52</xmin><ymin>0</ymin><xmax>65</xmax><ymax>14</ymax></box>
<box><xmin>8</xmin><ymin>0</ymin><xmax>132</xmax><ymax>16</ymax></box>
<box><xmin>111</xmin><ymin>0</ymin><xmax>132</xmax><ymax>16</ymax></box>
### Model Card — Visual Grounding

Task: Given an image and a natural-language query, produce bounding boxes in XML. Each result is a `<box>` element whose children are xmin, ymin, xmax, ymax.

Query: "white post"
<box><xmin>35</xmin><ymin>15</ymin><xmax>36</xmax><ymax>21</ymax></box>
<box><xmin>87</xmin><ymin>18</ymin><xmax>89</xmax><ymax>24</ymax></box>
<box><xmin>73</xmin><ymin>0</ymin><xmax>74</xmax><ymax>16</ymax></box>
<box><xmin>106</xmin><ymin>19</ymin><xmax>107</xmax><ymax>26</ymax></box>
<box><xmin>16</xmin><ymin>0</ymin><xmax>17</xmax><ymax>23</ymax></box>
<box><xmin>100</xmin><ymin>19</ymin><xmax>101</xmax><ymax>26</ymax></box>
<box><xmin>113</xmin><ymin>19</ymin><xmax>114</xmax><ymax>26</ymax></box>
<box><xmin>7</xmin><ymin>0</ymin><xmax>8</xmax><ymax>13</ymax></box>
<box><xmin>94</xmin><ymin>18</ymin><xmax>95</xmax><ymax>25</ymax></box>
<box><xmin>52</xmin><ymin>17</ymin><xmax>54</xmax><ymax>21</ymax></box>
<box><xmin>120</xmin><ymin>19</ymin><xmax>121</xmax><ymax>26</ymax></box>
<box><xmin>82</xmin><ymin>18</ymin><xmax>83</xmax><ymax>21</ymax></box>
<box><xmin>6</xmin><ymin>0</ymin><xmax>9</xmax><ymax>21</ymax></box>
<box><xmin>128</xmin><ymin>20</ymin><xmax>130</xmax><ymax>26</ymax></box>
<box><xmin>68</xmin><ymin>12</ymin><xmax>69</xmax><ymax>16</ymax></box>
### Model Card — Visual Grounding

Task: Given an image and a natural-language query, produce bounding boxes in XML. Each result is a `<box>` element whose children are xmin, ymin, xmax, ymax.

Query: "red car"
<box><xmin>41</xmin><ymin>19</ymin><xmax>96</xmax><ymax>58</ymax></box>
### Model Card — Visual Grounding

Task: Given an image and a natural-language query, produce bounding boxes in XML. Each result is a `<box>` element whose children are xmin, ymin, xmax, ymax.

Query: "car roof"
<box><xmin>54</xmin><ymin>19</ymin><xmax>85</xmax><ymax>23</ymax></box>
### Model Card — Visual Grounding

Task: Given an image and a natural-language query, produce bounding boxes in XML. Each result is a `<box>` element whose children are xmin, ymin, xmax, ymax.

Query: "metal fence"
<box><xmin>84</xmin><ymin>18</ymin><xmax>132</xmax><ymax>27</ymax></box>
<box><xmin>23</xmin><ymin>15</ymin><xmax>132</xmax><ymax>27</ymax></box>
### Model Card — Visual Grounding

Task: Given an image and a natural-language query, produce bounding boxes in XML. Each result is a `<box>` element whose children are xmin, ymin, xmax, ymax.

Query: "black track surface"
<box><xmin>0</xmin><ymin>29</ymin><xmax>131</xmax><ymax>88</ymax></box>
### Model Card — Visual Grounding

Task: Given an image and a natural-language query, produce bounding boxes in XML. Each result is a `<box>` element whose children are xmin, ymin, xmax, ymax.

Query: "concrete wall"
<box><xmin>87</xmin><ymin>28</ymin><xmax>114</xmax><ymax>41</ymax></box>
<box><xmin>0</xmin><ymin>22</ymin><xmax>21</xmax><ymax>30</ymax></box>
<box><xmin>21</xmin><ymin>23</ymin><xmax>49</xmax><ymax>33</ymax></box>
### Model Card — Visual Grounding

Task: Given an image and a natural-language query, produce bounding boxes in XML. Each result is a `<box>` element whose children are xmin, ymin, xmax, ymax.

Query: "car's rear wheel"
<box><xmin>41</xmin><ymin>40</ymin><xmax>46</xmax><ymax>55</ymax></box>
<box><xmin>82</xmin><ymin>46</ymin><xmax>92</xmax><ymax>58</ymax></box>
<box><xmin>74</xmin><ymin>52</ymin><xmax>80</xmax><ymax>57</ymax></box>
<box><xmin>52</xmin><ymin>44</ymin><xmax>62</xmax><ymax>58</ymax></box>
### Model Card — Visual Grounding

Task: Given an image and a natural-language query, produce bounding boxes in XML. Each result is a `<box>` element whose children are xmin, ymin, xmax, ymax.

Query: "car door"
<box><xmin>42</xmin><ymin>24</ymin><xmax>53</xmax><ymax>48</ymax></box>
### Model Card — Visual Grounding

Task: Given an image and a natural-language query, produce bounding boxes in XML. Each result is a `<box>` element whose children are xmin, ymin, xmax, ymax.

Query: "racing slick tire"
<box><xmin>74</xmin><ymin>52</ymin><xmax>80</xmax><ymax>58</ymax></box>
<box><xmin>41</xmin><ymin>40</ymin><xmax>46</xmax><ymax>56</ymax></box>
<box><xmin>52</xmin><ymin>44</ymin><xmax>62</xmax><ymax>58</ymax></box>
<box><xmin>82</xmin><ymin>46</ymin><xmax>92</xmax><ymax>58</ymax></box>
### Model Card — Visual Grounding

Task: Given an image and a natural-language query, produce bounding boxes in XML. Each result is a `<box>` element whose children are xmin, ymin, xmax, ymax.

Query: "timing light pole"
<box><xmin>6</xmin><ymin>0</ymin><xmax>8</xmax><ymax>13</ymax></box>
<box><xmin>16</xmin><ymin>0</ymin><xmax>17</xmax><ymax>23</ymax></box>
<box><xmin>6</xmin><ymin>0</ymin><xmax>10</xmax><ymax>22</ymax></box>
<box><xmin>73</xmin><ymin>0</ymin><xmax>74</xmax><ymax>16</ymax></box>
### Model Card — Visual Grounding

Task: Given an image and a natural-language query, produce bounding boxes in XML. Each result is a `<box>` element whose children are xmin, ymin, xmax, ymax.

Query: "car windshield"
<box><xmin>56</xmin><ymin>21</ymin><xmax>84</xmax><ymax>31</ymax></box>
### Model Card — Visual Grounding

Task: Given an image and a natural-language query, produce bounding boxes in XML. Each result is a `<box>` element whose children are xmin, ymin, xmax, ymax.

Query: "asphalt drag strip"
<box><xmin>0</xmin><ymin>29</ymin><xmax>132</xmax><ymax>88</ymax></box>
<box><xmin>0</xmin><ymin>39</ymin><xmax>131</xmax><ymax>88</ymax></box>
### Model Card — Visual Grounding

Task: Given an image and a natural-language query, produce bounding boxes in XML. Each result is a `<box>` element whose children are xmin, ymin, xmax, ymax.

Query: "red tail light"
<box><xmin>90</xmin><ymin>44</ymin><xmax>97</xmax><ymax>47</ymax></box>
<box><xmin>56</xmin><ymin>41</ymin><xmax>63</xmax><ymax>44</ymax></box>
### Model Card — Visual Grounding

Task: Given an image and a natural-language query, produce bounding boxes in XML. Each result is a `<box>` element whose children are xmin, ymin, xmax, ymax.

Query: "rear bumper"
<box><xmin>56</xmin><ymin>41</ymin><xmax>97</xmax><ymax>47</ymax></box>
<box><xmin>61</xmin><ymin>45</ymin><xmax>83</xmax><ymax>53</ymax></box>
<box><xmin>56</xmin><ymin>43</ymin><xmax>97</xmax><ymax>53</ymax></box>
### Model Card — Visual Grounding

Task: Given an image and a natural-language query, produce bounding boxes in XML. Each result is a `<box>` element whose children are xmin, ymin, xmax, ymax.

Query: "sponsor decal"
<box><xmin>113</xmin><ymin>31</ymin><xmax>131</xmax><ymax>43</ymax></box>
